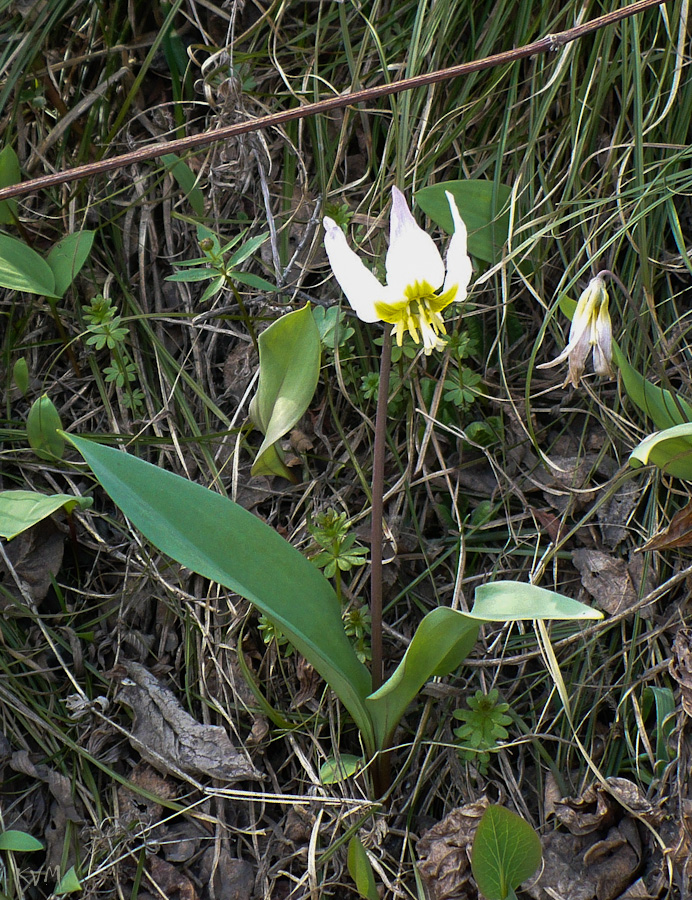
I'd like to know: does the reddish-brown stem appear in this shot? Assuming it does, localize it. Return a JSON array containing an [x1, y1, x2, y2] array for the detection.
[[0, 0, 665, 203], [370, 329, 392, 694]]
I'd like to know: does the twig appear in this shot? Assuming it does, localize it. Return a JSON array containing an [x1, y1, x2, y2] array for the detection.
[[0, 0, 666, 202]]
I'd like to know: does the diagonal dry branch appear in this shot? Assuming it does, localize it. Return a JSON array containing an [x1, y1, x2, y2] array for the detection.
[[0, 0, 667, 202]]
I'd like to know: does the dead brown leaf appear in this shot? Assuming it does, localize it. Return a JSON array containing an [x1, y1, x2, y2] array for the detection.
[[117, 762, 177, 829], [641, 499, 692, 551], [416, 798, 489, 900], [11, 750, 83, 823], [571, 550, 652, 617], [113, 661, 263, 783], [555, 778, 658, 836], [147, 855, 198, 900], [0, 519, 63, 607], [529, 779, 662, 900], [670, 627, 692, 716], [198, 847, 255, 900]]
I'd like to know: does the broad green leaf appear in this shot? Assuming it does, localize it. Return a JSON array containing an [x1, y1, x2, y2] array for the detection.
[[613, 343, 692, 431], [415, 181, 512, 264], [347, 835, 379, 900], [0, 830, 43, 852], [0, 490, 93, 540], [64, 434, 375, 752], [0, 146, 20, 225], [471, 581, 602, 622], [320, 754, 363, 784], [249, 304, 321, 478], [0, 233, 55, 295], [366, 608, 480, 750], [629, 423, 692, 480], [249, 440, 295, 482], [46, 231, 95, 298], [161, 153, 205, 216], [13, 357, 28, 395], [27, 394, 64, 460], [54, 866, 82, 894], [471, 806, 541, 900]]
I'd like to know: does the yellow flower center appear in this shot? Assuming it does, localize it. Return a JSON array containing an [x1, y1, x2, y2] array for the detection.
[[374, 281, 458, 353]]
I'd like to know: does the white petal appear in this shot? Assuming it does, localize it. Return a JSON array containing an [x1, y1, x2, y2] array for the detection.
[[442, 192, 473, 297], [323, 217, 383, 323], [385, 187, 445, 297], [536, 316, 589, 369]]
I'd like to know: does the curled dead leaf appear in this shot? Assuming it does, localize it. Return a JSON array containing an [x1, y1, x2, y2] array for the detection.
[[571, 549, 652, 618], [641, 498, 692, 551], [670, 627, 692, 717], [112, 661, 263, 783], [416, 798, 490, 900]]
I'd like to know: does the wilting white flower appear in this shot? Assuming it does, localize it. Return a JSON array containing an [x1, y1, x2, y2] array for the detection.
[[538, 275, 613, 388], [323, 187, 472, 355]]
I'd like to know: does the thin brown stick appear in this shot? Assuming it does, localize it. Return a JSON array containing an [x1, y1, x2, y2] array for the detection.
[[0, 0, 665, 202]]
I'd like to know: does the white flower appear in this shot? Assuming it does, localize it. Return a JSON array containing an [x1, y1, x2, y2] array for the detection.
[[538, 275, 613, 388], [323, 187, 472, 354]]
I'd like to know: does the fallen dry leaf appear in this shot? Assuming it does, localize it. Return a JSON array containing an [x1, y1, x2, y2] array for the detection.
[[147, 855, 198, 900], [113, 661, 263, 783], [11, 750, 83, 823], [117, 762, 176, 829], [416, 798, 489, 900], [641, 498, 692, 551], [0, 519, 63, 607], [571, 549, 652, 617], [198, 847, 255, 900], [530, 778, 661, 900], [670, 627, 692, 716]]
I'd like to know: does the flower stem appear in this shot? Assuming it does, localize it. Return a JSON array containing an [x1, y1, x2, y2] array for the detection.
[[370, 329, 392, 694]]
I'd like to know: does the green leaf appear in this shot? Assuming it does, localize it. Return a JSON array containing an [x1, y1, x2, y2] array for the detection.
[[0, 830, 43, 852], [642, 685, 675, 774], [0, 490, 92, 540], [613, 343, 692, 431], [13, 356, 29, 395], [415, 181, 512, 264], [0, 146, 21, 225], [227, 231, 269, 269], [232, 271, 279, 292], [54, 866, 82, 894], [366, 608, 480, 750], [249, 440, 295, 482], [161, 153, 205, 216], [27, 394, 64, 460], [166, 269, 217, 282], [629, 423, 692, 480], [46, 231, 95, 298], [198, 275, 226, 302], [64, 433, 375, 753], [0, 233, 55, 295], [320, 754, 363, 784], [471, 581, 602, 622], [249, 304, 321, 478], [196, 223, 223, 256], [471, 806, 542, 900], [347, 835, 379, 900]]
